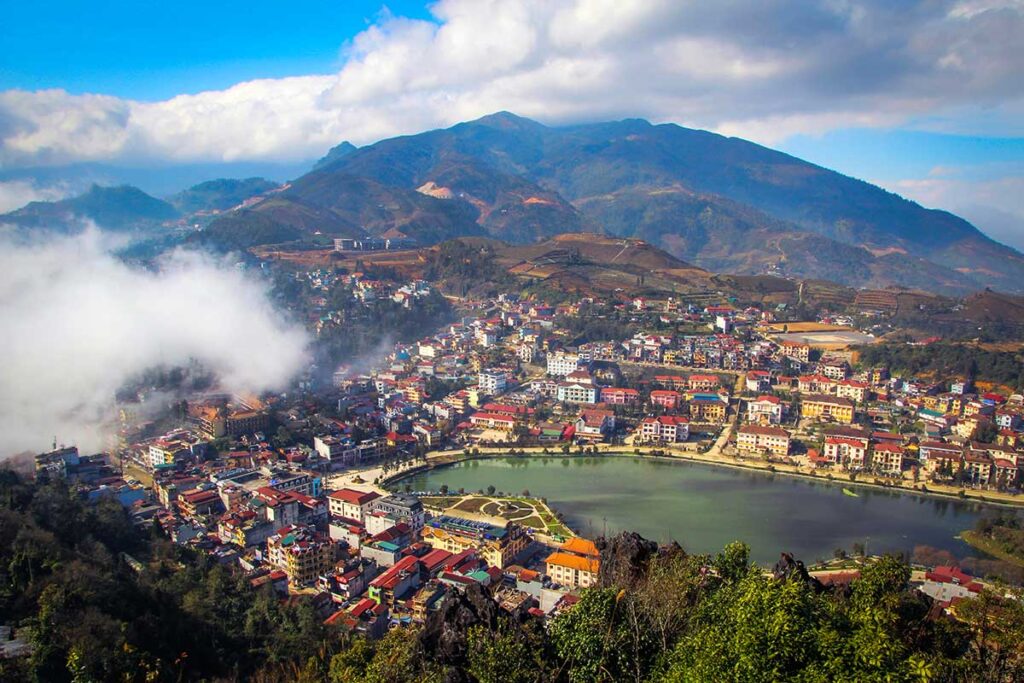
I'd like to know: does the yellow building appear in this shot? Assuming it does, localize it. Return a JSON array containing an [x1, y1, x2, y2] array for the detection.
[[736, 425, 791, 457], [800, 394, 855, 423], [267, 525, 337, 587], [421, 515, 528, 569], [545, 537, 601, 589], [689, 399, 727, 423]]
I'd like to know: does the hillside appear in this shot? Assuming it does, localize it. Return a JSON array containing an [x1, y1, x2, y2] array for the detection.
[[1, 184, 179, 232], [168, 177, 279, 214], [218, 111, 1018, 294]]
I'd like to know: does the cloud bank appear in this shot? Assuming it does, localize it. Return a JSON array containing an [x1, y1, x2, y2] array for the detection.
[[0, 229, 309, 456], [1, 0, 1022, 167]]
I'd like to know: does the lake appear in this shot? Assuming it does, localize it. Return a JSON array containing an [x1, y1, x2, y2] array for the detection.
[[401, 455, 1014, 564]]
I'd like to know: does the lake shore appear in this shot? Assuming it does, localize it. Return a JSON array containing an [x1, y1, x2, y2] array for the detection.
[[404, 443, 1024, 511]]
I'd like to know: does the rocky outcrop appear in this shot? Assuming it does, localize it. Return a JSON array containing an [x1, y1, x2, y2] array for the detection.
[[596, 531, 660, 588]]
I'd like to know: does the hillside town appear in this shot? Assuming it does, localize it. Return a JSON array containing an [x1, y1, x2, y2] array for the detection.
[[27, 265, 1024, 647]]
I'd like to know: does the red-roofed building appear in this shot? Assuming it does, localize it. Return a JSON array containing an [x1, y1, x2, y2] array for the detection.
[[327, 488, 381, 523], [637, 416, 690, 443], [823, 434, 869, 469], [600, 387, 640, 405], [650, 390, 681, 410], [746, 395, 784, 425], [368, 554, 422, 605]]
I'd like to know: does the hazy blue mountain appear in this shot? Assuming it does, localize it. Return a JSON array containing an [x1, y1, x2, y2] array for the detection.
[[1, 184, 179, 232], [168, 177, 280, 214]]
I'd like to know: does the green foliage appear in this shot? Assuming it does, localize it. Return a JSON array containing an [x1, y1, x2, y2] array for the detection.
[[857, 342, 1024, 390], [549, 587, 643, 683]]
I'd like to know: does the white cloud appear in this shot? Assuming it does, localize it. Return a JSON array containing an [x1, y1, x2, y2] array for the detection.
[[0, 179, 69, 212], [883, 169, 1024, 248], [0, 228, 310, 456], [0, 0, 1022, 166]]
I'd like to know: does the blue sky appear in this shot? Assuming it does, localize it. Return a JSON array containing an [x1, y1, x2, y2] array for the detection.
[[0, 1, 433, 100], [0, 0, 1022, 245]]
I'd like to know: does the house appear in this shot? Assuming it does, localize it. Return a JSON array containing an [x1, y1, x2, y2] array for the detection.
[[823, 429, 870, 469], [368, 554, 422, 605], [746, 395, 784, 425], [688, 374, 721, 393], [745, 370, 771, 393], [689, 398, 727, 423], [327, 488, 381, 523], [736, 425, 791, 457], [545, 537, 601, 589], [798, 374, 836, 395], [836, 380, 869, 403], [649, 389, 682, 410], [637, 415, 690, 443], [469, 412, 517, 431], [600, 387, 640, 405], [963, 451, 993, 485], [779, 340, 810, 363], [801, 395, 855, 423], [557, 379, 598, 405], [575, 409, 616, 441], [871, 442, 905, 475]]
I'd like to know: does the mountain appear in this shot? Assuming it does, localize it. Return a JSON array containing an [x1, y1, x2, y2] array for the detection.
[[198, 112, 1024, 294], [313, 141, 358, 170], [1, 184, 179, 232], [168, 177, 279, 214]]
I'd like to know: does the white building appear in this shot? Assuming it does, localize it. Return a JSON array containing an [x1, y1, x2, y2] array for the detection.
[[327, 488, 381, 523], [547, 352, 583, 377], [478, 370, 507, 396]]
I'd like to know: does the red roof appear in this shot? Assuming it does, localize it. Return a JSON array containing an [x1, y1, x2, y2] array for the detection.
[[327, 488, 381, 506]]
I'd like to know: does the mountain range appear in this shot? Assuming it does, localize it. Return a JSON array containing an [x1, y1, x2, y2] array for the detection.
[[4, 112, 1022, 295]]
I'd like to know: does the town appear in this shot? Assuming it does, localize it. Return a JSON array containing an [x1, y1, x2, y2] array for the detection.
[[20, 252, 1024, 655]]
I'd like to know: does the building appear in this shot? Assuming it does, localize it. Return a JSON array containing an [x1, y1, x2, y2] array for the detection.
[[547, 352, 583, 377], [779, 340, 810, 363], [421, 516, 529, 569], [266, 525, 337, 587], [801, 395, 855, 423], [650, 390, 681, 410], [545, 537, 601, 589], [689, 398, 727, 423], [746, 395, 783, 425], [314, 435, 345, 461], [872, 443, 905, 475], [637, 415, 690, 443], [688, 374, 721, 393], [478, 370, 507, 396], [367, 554, 422, 605], [34, 446, 81, 480], [369, 494, 425, 533], [823, 433, 870, 469], [737, 425, 791, 457], [574, 409, 615, 442], [600, 387, 640, 405], [557, 380, 598, 405], [327, 488, 381, 523], [469, 412, 517, 431], [836, 380, 869, 403]]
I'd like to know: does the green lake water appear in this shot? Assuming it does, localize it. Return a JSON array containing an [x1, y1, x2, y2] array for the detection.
[[402, 455, 1012, 564]]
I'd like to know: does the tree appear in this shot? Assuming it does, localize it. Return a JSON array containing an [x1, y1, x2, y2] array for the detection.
[[486, 485, 496, 496]]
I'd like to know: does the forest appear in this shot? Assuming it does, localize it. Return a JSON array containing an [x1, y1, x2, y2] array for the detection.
[[1, 469, 1022, 682], [856, 342, 1024, 392]]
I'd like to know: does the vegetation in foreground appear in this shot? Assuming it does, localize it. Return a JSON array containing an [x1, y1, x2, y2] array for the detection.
[[1, 469, 1023, 682]]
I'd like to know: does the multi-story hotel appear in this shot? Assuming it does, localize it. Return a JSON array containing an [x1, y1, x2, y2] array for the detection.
[[421, 515, 528, 569]]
